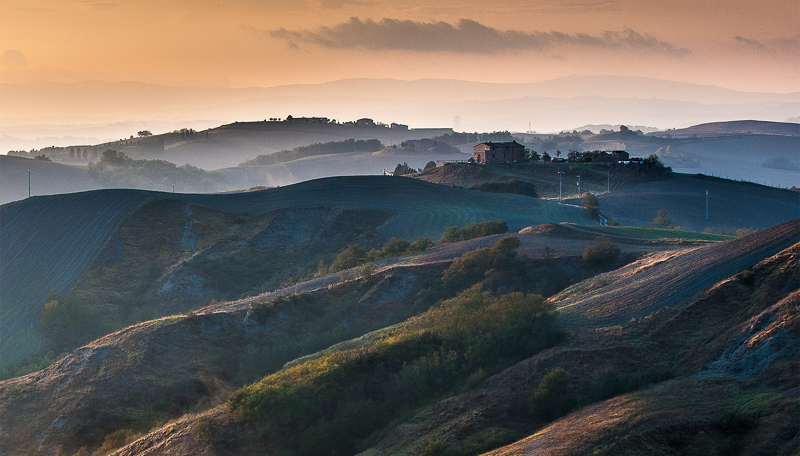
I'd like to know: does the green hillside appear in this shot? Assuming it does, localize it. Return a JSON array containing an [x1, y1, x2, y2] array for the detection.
[[416, 164, 799, 231]]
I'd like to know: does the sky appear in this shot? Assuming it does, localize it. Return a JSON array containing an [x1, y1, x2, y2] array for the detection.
[[1, 0, 798, 93]]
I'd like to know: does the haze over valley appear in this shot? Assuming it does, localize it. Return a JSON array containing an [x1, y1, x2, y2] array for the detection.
[[1, 0, 798, 455]]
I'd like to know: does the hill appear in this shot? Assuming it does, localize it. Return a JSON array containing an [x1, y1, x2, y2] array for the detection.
[[415, 164, 798, 231], [0, 222, 734, 455], [581, 123, 799, 187], [13, 219, 790, 456], [651, 120, 800, 138], [0, 176, 591, 371], [3, 77, 798, 147], [0, 155, 102, 205], [592, 174, 800, 232]]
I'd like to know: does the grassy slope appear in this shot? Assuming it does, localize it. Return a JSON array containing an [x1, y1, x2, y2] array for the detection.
[[414, 163, 666, 199], [0, 224, 705, 456], [594, 174, 800, 232], [416, 164, 799, 231], [357, 223, 799, 456], [0, 190, 155, 369], [0, 264, 448, 455], [0, 176, 590, 371], [554, 219, 800, 326], [92, 221, 798, 456]]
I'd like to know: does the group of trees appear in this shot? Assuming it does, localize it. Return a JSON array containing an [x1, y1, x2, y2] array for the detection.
[[439, 221, 508, 244], [432, 131, 514, 146], [241, 139, 384, 167], [87, 149, 226, 192], [521, 133, 583, 153], [327, 237, 436, 273]]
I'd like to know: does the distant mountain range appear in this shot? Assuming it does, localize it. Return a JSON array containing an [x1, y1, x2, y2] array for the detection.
[[2, 75, 798, 152]]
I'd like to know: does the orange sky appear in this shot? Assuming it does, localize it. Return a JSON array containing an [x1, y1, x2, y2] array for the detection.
[[1, 0, 798, 92]]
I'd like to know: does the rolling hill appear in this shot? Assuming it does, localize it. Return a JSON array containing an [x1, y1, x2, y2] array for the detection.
[[416, 164, 799, 232], [5, 219, 790, 456], [0, 176, 591, 371], [0, 221, 741, 455], [0, 155, 103, 205]]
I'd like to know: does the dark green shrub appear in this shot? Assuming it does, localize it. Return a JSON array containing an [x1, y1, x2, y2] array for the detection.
[[653, 209, 674, 228], [581, 192, 600, 219], [196, 416, 214, 438], [528, 368, 575, 422], [330, 244, 369, 272], [582, 236, 620, 267], [439, 221, 508, 244]]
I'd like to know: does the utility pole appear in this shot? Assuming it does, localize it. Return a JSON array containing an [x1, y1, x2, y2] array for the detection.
[[172, 182, 175, 193], [577, 175, 581, 197], [706, 190, 709, 220], [557, 170, 563, 203], [607, 169, 610, 193], [28, 169, 31, 198]]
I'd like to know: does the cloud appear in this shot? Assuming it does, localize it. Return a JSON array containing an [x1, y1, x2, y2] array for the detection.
[[314, 0, 371, 8], [0, 50, 29, 67], [735, 34, 800, 54], [269, 18, 689, 55], [734, 35, 765, 50]]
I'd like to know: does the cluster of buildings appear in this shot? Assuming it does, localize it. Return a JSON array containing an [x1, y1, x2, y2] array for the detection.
[[470, 141, 633, 166]]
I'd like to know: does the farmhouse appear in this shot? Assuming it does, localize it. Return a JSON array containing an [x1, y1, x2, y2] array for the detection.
[[473, 141, 526, 164]]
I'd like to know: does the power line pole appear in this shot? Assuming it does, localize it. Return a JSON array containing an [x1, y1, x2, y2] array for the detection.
[[706, 190, 709, 220], [577, 175, 581, 197], [557, 170, 563, 203], [607, 169, 610, 193], [28, 169, 31, 198]]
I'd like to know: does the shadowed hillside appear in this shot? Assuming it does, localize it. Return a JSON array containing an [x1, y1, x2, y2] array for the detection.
[[0, 176, 591, 370]]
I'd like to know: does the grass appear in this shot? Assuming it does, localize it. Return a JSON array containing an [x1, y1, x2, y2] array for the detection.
[[591, 226, 734, 241]]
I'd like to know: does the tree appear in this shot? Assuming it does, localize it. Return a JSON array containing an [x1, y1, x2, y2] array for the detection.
[[528, 368, 575, 422], [34, 154, 51, 161], [528, 150, 540, 162], [652, 210, 674, 228], [542, 152, 551, 163], [137, 130, 153, 137], [581, 192, 600, 219], [393, 162, 416, 176], [582, 236, 620, 267], [423, 160, 437, 171], [567, 150, 582, 162]]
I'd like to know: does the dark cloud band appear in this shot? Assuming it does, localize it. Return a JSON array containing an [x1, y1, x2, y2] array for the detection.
[[270, 17, 690, 55]]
